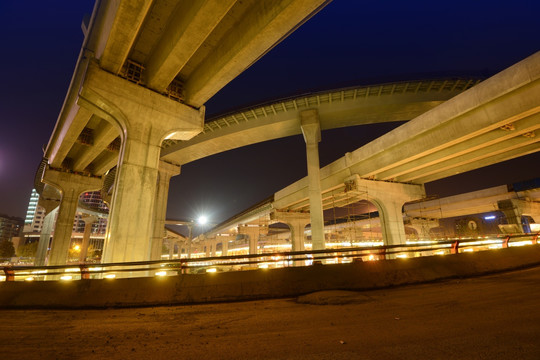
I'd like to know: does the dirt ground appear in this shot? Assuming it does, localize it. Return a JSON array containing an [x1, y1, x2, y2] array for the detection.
[[2, 266, 540, 360]]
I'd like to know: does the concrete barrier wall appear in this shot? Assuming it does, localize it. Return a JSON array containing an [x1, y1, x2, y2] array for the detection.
[[1, 246, 540, 308]]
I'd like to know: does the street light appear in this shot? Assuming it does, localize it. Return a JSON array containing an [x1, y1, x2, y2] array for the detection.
[[197, 215, 208, 226], [164, 215, 213, 259]]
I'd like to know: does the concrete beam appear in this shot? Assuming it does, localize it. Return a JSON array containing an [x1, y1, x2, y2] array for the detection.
[[405, 185, 510, 219], [378, 113, 540, 182], [416, 142, 540, 184], [184, 0, 330, 107], [79, 62, 204, 141], [72, 118, 119, 172], [91, 150, 120, 176], [145, 0, 237, 92], [161, 81, 471, 165], [402, 131, 539, 183], [100, 0, 154, 74], [49, 107, 93, 168], [274, 52, 540, 208]]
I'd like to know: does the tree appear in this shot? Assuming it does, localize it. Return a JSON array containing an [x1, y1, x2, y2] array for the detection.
[[0, 240, 16, 258], [16, 241, 38, 257]]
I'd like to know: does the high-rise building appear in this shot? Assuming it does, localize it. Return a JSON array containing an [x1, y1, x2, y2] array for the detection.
[[23, 189, 108, 234], [0, 214, 23, 242], [23, 189, 44, 233]]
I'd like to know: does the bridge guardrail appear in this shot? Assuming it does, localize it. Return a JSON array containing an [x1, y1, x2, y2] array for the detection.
[[2, 233, 538, 282]]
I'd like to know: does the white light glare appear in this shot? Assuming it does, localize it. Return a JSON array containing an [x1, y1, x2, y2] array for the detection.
[[198, 215, 208, 225]]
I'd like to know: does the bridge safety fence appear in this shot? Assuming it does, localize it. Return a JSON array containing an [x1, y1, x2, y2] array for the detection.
[[1, 233, 538, 282]]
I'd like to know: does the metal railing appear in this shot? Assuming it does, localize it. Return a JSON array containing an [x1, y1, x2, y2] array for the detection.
[[2, 233, 538, 282]]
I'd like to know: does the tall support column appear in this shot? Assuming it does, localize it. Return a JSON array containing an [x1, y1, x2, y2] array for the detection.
[[42, 168, 102, 266], [238, 225, 260, 255], [221, 237, 229, 256], [151, 162, 181, 260], [210, 239, 217, 257], [79, 215, 98, 263], [187, 224, 193, 259], [216, 234, 231, 256], [79, 64, 203, 264], [204, 239, 211, 257], [300, 109, 325, 250], [35, 206, 58, 266], [168, 239, 175, 259]]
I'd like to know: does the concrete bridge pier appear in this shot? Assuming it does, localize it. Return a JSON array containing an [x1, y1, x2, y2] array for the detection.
[[300, 109, 325, 251], [42, 168, 102, 266], [271, 211, 310, 266], [167, 239, 176, 260], [271, 211, 310, 252], [347, 176, 425, 250], [79, 215, 98, 263], [34, 202, 59, 267], [203, 238, 216, 257], [78, 63, 203, 264], [406, 217, 439, 240], [215, 234, 231, 256], [498, 199, 525, 233], [497, 199, 540, 233], [151, 162, 181, 261], [238, 225, 260, 255]]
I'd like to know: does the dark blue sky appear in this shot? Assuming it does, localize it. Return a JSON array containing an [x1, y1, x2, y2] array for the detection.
[[1, 1, 539, 223]]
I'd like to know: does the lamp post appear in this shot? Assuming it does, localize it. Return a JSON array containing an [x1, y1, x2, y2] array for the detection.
[[165, 215, 211, 259]]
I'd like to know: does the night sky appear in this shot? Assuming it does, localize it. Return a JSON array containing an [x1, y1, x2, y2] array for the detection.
[[1, 1, 539, 225]]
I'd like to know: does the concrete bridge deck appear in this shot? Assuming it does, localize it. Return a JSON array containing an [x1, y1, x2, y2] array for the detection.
[[2, 253, 540, 359]]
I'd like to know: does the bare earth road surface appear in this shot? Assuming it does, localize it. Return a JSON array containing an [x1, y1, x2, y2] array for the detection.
[[2, 266, 540, 360]]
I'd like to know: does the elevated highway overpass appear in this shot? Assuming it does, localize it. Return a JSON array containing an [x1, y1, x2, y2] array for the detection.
[[33, 0, 539, 267], [192, 182, 540, 256], [193, 52, 540, 255], [160, 79, 479, 165], [274, 51, 540, 210], [37, 0, 334, 265]]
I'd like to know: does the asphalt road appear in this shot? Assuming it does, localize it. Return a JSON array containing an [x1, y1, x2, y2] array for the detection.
[[2, 266, 540, 359]]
